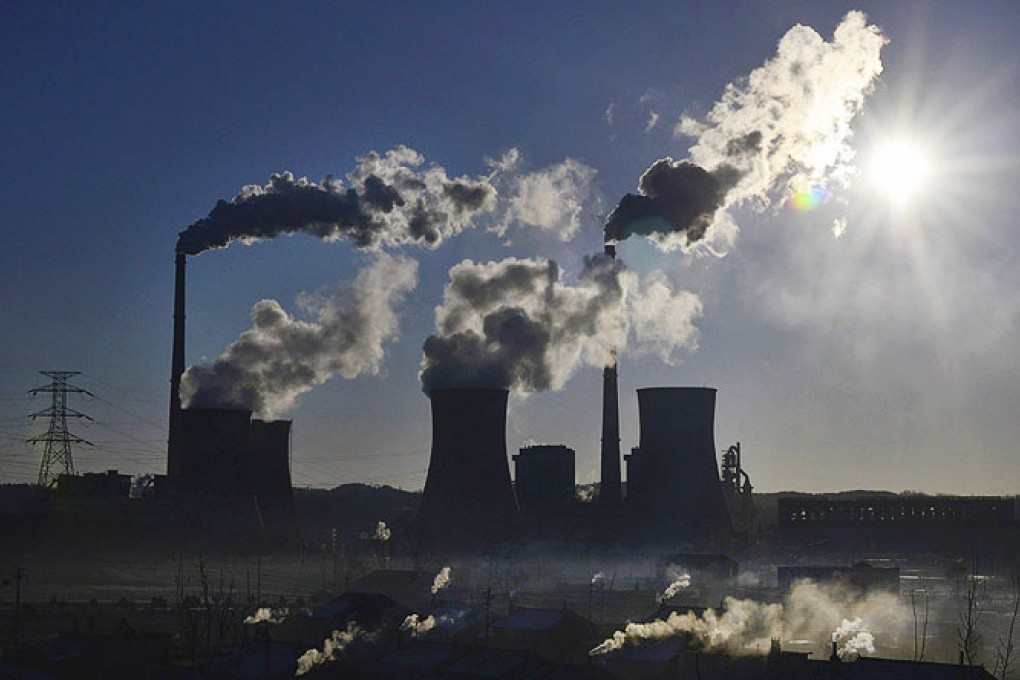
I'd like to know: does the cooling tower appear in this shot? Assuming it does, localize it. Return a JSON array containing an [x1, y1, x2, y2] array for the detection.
[[628, 387, 732, 543], [417, 389, 520, 548]]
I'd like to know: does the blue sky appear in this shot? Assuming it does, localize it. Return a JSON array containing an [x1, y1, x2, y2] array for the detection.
[[1, 1, 1018, 493]]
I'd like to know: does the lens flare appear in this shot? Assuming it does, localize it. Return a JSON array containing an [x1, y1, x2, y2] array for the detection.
[[789, 185, 829, 211]]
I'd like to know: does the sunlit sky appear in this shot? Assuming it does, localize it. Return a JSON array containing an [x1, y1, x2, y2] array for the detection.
[[1, 2, 1018, 493]]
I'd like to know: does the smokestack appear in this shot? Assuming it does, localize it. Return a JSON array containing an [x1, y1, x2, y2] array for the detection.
[[417, 389, 520, 548], [628, 387, 732, 543], [599, 243, 622, 505], [168, 250, 186, 478]]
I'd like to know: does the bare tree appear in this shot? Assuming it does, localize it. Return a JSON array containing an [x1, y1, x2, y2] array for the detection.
[[912, 589, 929, 662], [958, 565, 984, 666], [994, 572, 1020, 680]]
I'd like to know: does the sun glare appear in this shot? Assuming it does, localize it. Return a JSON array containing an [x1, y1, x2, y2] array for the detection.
[[869, 141, 930, 199]]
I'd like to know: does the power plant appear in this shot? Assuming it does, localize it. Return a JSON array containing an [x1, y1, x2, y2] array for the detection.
[[164, 248, 297, 541]]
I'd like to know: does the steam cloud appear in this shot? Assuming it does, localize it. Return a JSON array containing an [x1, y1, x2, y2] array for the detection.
[[658, 566, 692, 603], [244, 607, 287, 625], [178, 146, 497, 255], [373, 521, 391, 541], [605, 11, 886, 252], [295, 622, 363, 676], [181, 254, 418, 418], [591, 580, 906, 658], [431, 566, 452, 595], [401, 613, 437, 637], [419, 254, 700, 392], [833, 617, 875, 659], [494, 151, 598, 241]]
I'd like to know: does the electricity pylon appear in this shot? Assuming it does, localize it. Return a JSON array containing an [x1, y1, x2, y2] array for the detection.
[[27, 371, 93, 487]]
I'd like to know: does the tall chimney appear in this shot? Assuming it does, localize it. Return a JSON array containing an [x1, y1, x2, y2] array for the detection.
[[417, 389, 520, 549], [599, 243, 622, 504], [167, 250, 186, 478]]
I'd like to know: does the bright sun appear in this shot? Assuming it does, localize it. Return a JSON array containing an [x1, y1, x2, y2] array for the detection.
[[869, 140, 930, 199]]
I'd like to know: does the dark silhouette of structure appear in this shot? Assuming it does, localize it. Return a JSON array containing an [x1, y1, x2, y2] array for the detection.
[[168, 250, 187, 478], [417, 389, 520, 548], [626, 387, 732, 544], [28, 371, 93, 487], [514, 444, 575, 506], [599, 243, 622, 505]]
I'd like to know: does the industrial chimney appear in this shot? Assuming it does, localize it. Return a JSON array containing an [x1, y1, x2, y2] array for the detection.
[[599, 245, 622, 505], [626, 387, 732, 544], [167, 250, 187, 480], [417, 389, 520, 549]]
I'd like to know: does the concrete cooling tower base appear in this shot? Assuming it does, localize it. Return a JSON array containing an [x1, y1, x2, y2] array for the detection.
[[417, 389, 520, 550]]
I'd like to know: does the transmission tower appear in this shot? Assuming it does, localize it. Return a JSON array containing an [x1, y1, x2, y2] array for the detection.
[[27, 371, 93, 487]]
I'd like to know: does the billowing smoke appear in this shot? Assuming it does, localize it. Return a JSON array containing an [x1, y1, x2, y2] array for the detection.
[[833, 617, 875, 659], [178, 146, 497, 255], [658, 566, 692, 603], [591, 572, 606, 587], [373, 521, 391, 541], [295, 622, 363, 676], [592, 580, 907, 658], [243, 607, 287, 625], [181, 253, 418, 417], [401, 613, 437, 638], [419, 254, 700, 392], [494, 151, 598, 241], [431, 566, 452, 595], [605, 12, 886, 252]]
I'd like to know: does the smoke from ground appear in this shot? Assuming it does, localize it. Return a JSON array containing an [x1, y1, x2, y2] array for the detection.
[[431, 566, 452, 595], [181, 253, 418, 418], [605, 11, 886, 252], [592, 580, 908, 658], [373, 521, 391, 541], [658, 566, 692, 603], [295, 622, 364, 676], [243, 607, 287, 625], [419, 254, 700, 392]]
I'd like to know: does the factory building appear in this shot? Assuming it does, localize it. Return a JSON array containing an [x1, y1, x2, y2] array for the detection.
[[514, 444, 575, 506]]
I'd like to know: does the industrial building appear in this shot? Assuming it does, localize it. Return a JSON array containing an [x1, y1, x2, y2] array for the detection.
[[513, 444, 575, 506]]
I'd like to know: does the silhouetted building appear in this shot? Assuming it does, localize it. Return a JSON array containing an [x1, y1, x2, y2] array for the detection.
[[55, 470, 130, 499], [626, 387, 732, 544], [514, 445, 575, 506], [417, 389, 520, 548]]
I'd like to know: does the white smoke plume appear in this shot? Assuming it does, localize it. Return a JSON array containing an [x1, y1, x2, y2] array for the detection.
[[431, 566, 452, 595], [295, 622, 363, 676], [658, 566, 692, 603], [592, 580, 908, 658], [606, 12, 886, 252], [833, 617, 875, 659], [494, 153, 598, 241], [178, 146, 497, 255], [181, 253, 418, 417], [244, 607, 287, 625], [401, 613, 437, 637], [373, 521, 391, 541], [419, 254, 701, 392], [592, 572, 606, 587]]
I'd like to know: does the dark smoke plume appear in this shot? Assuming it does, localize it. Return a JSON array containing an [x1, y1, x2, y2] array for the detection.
[[605, 12, 886, 252], [419, 254, 700, 393], [603, 158, 736, 248], [177, 146, 497, 255]]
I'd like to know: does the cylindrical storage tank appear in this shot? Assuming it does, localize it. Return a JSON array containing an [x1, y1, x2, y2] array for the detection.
[[417, 389, 520, 548], [633, 387, 732, 543]]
